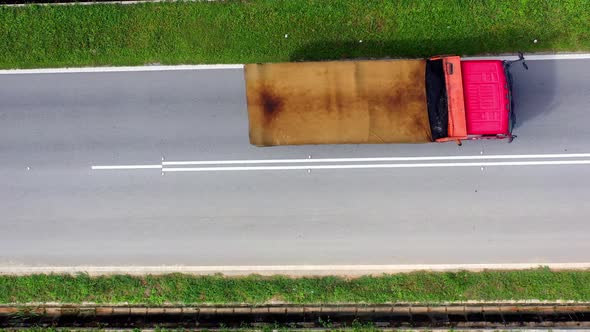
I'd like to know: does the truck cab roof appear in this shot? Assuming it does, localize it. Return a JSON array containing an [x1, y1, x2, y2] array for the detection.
[[460, 60, 510, 136]]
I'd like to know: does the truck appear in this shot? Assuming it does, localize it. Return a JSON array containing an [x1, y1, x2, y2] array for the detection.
[[243, 54, 527, 147]]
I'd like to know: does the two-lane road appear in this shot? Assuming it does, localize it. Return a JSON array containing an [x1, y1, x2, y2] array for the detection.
[[1, 59, 589, 268]]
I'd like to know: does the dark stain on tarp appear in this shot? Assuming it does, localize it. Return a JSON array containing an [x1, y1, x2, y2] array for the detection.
[[386, 83, 423, 116], [260, 88, 283, 120], [387, 89, 404, 114]]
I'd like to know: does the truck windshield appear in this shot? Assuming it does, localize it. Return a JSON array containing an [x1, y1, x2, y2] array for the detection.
[[425, 59, 449, 140], [505, 65, 515, 134]]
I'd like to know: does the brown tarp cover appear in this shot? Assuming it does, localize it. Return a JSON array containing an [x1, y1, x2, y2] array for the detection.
[[245, 59, 432, 146]]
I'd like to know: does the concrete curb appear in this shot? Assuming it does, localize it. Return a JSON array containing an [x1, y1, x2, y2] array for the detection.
[[1, 263, 590, 276], [1, 0, 217, 7]]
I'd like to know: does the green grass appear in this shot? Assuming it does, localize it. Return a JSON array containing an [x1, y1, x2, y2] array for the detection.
[[0, 0, 589, 69], [1, 268, 590, 305]]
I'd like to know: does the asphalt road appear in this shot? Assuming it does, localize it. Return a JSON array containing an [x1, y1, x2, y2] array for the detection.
[[1, 59, 590, 267]]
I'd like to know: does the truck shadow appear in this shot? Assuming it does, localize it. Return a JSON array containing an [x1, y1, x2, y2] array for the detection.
[[509, 60, 557, 129], [288, 37, 557, 130]]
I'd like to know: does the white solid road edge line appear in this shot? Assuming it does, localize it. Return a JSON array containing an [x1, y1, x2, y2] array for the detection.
[[93, 154, 590, 171], [162, 153, 590, 166], [0, 64, 245, 75], [464, 53, 590, 61], [163, 160, 590, 172], [2, 263, 590, 275], [2, 53, 590, 74]]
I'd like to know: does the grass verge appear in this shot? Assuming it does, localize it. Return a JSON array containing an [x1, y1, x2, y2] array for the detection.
[[1, 268, 590, 304], [0, 0, 589, 69]]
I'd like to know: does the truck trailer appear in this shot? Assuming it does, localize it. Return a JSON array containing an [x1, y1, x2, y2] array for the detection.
[[244, 54, 526, 147]]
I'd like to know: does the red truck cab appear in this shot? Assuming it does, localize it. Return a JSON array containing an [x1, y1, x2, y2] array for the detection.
[[462, 60, 512, 138], [429, 55, 523, 144]]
